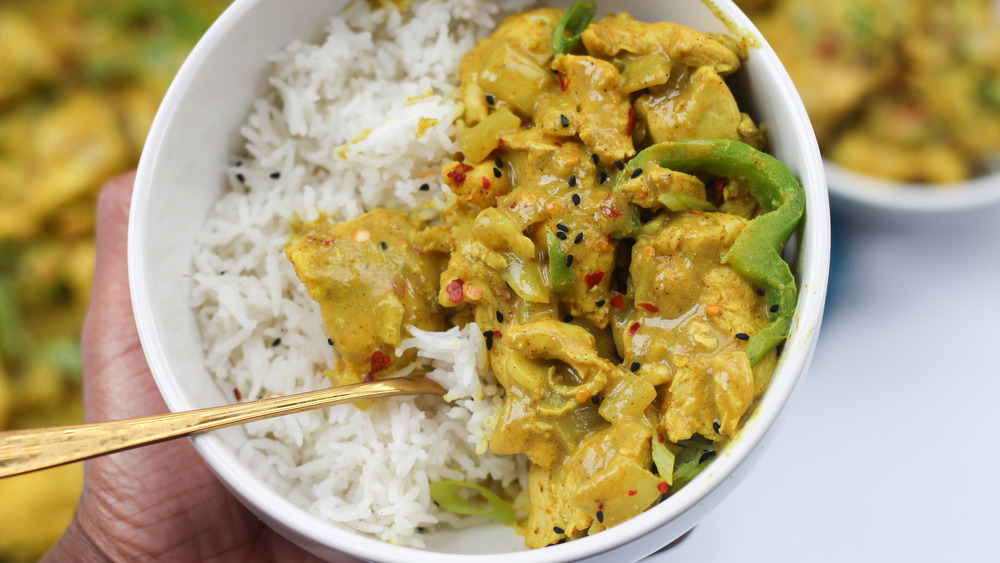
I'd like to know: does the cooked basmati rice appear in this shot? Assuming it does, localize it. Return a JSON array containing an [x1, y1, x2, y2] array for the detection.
[[190, 0, 535, 547]]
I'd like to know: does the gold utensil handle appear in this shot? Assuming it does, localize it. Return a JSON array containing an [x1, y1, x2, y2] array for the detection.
[[0, 376, 444, 479]]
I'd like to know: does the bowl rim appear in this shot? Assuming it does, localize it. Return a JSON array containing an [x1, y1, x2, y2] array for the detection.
[[825, 159, 1000, 214], [128, 0, 830, 560]]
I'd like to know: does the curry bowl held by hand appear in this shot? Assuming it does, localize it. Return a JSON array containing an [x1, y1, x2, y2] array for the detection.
[[129, 0, 830, 561]]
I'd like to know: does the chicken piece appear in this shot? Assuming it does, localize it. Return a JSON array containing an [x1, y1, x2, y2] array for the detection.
[[634, 66, 745, 145], [582, 13, 740, 76], [285, 209, 445, 385], [458, 8, 563, 124], [660, 352, 754, 442], [615, 162, 707, 209]]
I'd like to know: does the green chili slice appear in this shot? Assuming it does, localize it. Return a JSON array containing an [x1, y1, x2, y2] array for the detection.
[[547, 230, 574, 297], [616, 140, 806, 363], [429, 480, 514, 525], [552, 1, 596, 57]]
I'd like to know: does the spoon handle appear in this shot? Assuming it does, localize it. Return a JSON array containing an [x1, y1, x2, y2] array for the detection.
[[0, 376, 443, 478]]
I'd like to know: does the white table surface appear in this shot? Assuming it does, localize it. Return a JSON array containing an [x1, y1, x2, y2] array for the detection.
[[647, 201, 1000, 562]]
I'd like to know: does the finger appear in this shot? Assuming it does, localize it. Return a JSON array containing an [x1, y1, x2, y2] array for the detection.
[[81, 170, 166, 423]]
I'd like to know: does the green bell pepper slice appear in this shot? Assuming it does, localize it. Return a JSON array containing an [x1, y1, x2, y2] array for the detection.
[[552, 1, 596, 57], [547, 230, 574, 298], [615, 139, 806, 362]]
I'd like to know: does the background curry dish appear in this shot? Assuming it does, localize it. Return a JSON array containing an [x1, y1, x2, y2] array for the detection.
[[0, 1, 229, 560]]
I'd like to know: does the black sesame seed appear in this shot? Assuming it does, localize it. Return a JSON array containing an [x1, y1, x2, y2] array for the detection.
[[220, 270, 227, 275], [595, 299, 606, 307], [573, 232, 584, 244], [557, 538, 567, 544], [591, 153, 600, 165], [630, 361, 640, 372], [568, 175, 577, 187], [417, 527, 426, 533], [560, 114, 570, 127], [630, 168, 643, 179], [564, 314, 574, 323], [272, 338, 281, 347], [556, 231, 568, 240], [553, 526, 565, 535], [572, 193, 581, 206], [380, 241, 388, 250], [235, 160, 243, 167], [596, 510, 604, 523], [735, 332, 750, 341], [419, 183, 430, 191], [615, 160, 624, 171], [270, 172, 281, 179], [495, 157, 504, 168], [591, 395, 601, 405], [556, 223, 569, 232], [485, 336, 494, 351], [493, 167, 502, 178], [566, 254, 574, 267], [496, 311, 504, 323], [713, 420, 721, 433], [486, 94, 495, 105], [328, 338, 334, 346], [770, 304, 779, 313], [483, 330, 492, 338], [236, 173, 245, 183], [599, 171, 608, 184]]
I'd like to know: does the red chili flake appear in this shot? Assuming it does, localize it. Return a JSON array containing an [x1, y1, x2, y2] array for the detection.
[[554, 142, 563, 147], [584, 270, 605, 289], [233, 387, 242, 401], [657, 434, 665, 443], [709, 178, 728, 206], [482, 177, 492, 190], [637, 301, 660, 313], [446, 163, 474, 186], [304, 234, 335, 245], [558, 71, 568, 92], [497, 137, 506, 149], [492, 330, 503, 339], [626, 107, 636, 136], [628, 322, 640, 336], [370, 350, 391, 373], [610, 293, 625, 310], [628, 490, 637, 496], [600, 194, 622, 218], [597, 501, 605, 510], [446, 278, 465, 303], [657, 482, 670, 494]]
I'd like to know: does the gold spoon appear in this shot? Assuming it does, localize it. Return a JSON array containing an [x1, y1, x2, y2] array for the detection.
[[0, 375, 445, 479]]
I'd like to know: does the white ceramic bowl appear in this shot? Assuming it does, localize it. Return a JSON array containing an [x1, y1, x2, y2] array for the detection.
[[826, 159, 1000, 215], [128, 1, 830, 561]]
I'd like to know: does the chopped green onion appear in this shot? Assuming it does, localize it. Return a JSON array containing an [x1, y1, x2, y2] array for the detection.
[[429, 480, 514, 525], [650, 433, 676, 485], [547, 230, 573, 297], [552, 1, 596, 57]]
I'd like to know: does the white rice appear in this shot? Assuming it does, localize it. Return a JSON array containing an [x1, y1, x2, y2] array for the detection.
[[190, 0, 534, 547]]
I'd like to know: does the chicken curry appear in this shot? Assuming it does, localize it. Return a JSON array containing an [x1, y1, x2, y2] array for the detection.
[[286, 2, 804, 548]]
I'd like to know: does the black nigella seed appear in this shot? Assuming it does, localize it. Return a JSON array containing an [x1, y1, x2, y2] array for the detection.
[[756, 288, 766, 296], [595, 299, 606, 307], [735, 332, 750, 341], [485, 337, 493, 351], [272, 338, 281, 347], [615, 160, 624, 171], [553, 526, 565, 535], [495, 157, 504, 168], [630, 168, 643, 179], [591, 153, 599, 165], [419, 183, 430, 191], [599, 171, 608, 184], [566, 254, 574, 267], [572, 193, 581, 205], [496, 311, 504, 323], [270, 172, 281, 179], [591, 395, 601, 405], [556, 231, 568, 240], [596, 510, 604, 523], [486, 94, 495, 105], [770, 304, 779, 313], [713, 420, 721, 433], [220, 270, 227, 275], [568, 175, 577, 187], [630, 361, 640, 372], [236, 173, 245, 183], [380, 241, 388, 250], [564, 314, 574, 323], [493, 167, 502, 178], [560, 114, 570, 127], [556, 223, 569, 232], [327, 338, 334, 346], [483, 330, 493, 338], [574, 232, 584, 244]]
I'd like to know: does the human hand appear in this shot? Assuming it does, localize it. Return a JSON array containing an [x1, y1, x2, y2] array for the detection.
[[44, 172, 354, 562]]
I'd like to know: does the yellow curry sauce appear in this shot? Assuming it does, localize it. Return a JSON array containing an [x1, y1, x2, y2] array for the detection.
[[287, 7, 781, 548]]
